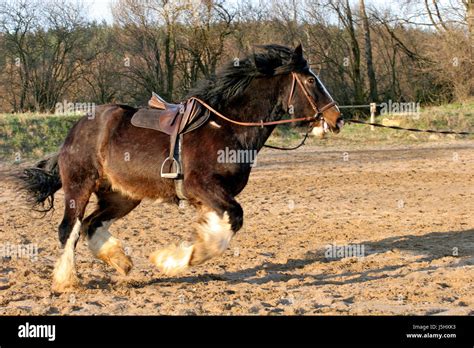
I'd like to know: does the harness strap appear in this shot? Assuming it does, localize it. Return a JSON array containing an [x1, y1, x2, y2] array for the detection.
[[174, 134, 186, 200], [189, 96, 317, 126]]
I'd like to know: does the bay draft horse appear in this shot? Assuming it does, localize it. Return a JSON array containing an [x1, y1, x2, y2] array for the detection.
[[19, 44, 343, 292]]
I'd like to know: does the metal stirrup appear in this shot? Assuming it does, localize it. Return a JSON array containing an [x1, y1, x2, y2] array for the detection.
[[160, 157, 181, 179]]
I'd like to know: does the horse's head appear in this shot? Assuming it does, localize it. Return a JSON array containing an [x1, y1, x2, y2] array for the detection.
[[286, 44, 343, 133]]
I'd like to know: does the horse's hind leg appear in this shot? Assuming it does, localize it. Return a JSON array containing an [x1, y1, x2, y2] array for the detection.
[[52, 179, 95, 293], [150, 184, 243, 275], [83, 190, 140, 275]]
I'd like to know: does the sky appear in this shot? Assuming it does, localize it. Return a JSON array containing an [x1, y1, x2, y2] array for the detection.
[[81, 0, 462, 25], [84, 0, 114, 23]]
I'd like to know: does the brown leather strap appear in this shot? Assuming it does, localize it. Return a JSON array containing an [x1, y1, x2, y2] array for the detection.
[[319, 100, 337, 113], [287, 73, 297, 110], [290, 72, 317, 112], [168, 113, 183, 173], [189, 96, 317, 126]]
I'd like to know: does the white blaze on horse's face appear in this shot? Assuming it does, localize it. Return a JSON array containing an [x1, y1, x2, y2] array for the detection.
[[308, 69, 344, 133]]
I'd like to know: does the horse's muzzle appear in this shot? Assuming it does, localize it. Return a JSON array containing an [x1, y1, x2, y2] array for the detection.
[[335, 117, 345, 132], [321, 117, 344, 134]]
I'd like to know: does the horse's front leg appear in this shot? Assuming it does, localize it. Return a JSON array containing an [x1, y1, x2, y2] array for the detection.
[[150, 182, 243, 276]]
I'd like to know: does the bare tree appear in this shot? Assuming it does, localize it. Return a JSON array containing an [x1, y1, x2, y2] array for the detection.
[[359, 0, 378, 101], [178, 0, 235, 93], [112, 0, 186, 101], [0, 0, 94, 112], [469, 0, 474, 59], [79, 24, 124, 104], [326, 0, 365, 104]]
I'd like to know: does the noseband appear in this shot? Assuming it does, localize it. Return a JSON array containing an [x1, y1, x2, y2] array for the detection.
[[189, 71, 336, 127]]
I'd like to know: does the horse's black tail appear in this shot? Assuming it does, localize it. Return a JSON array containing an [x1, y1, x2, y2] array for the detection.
[[17, 153, 62, 213]]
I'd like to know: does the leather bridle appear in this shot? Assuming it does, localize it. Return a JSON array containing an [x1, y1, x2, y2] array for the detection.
[[287, 72, 337, 120], [189, 72, 337, 128]]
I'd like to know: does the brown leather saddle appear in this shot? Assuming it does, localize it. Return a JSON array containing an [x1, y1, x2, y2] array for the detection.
[[131, 92, 210, 189], [132, 92, 208, 136]]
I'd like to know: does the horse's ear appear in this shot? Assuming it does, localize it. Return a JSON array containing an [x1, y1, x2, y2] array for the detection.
[[293, 44, 303, 60]]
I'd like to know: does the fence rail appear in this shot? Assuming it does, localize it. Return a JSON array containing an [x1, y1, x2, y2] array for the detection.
[[338, 104, 380, 109], [338, 102, 378, 131]]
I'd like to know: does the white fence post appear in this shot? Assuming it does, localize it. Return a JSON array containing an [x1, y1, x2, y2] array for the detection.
[[370, 102, 376, 131]]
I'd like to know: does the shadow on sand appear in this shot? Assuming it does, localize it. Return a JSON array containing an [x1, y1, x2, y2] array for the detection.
[[133, 228, 473, 288]]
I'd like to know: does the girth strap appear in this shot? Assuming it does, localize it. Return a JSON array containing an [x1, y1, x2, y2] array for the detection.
[[174, 134, 186, 200]]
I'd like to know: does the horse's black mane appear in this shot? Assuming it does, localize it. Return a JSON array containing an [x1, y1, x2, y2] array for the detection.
[[187, 44, 308, 109]]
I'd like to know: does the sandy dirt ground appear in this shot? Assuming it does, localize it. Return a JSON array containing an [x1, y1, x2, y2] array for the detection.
[[0, 141, 473, 315]]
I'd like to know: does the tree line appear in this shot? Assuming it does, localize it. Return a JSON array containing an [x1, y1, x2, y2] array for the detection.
[[0, 0, 472, 113]]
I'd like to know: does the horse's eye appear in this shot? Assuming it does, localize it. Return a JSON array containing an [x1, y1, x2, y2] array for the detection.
[[307, 77, 315, 84]]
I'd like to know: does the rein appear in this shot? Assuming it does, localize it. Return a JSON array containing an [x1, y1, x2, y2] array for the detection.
[[262, 125, 313, 150], [345, 119, 474, 135]]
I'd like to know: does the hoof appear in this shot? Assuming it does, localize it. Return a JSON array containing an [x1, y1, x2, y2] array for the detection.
[[98, 244, 133, 276], [89, 230, 134, 276], [51, 257, 79, 293], [106, 250, 133, 276], [150, 243, 194, 276], [51, 276, 78, 293]]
